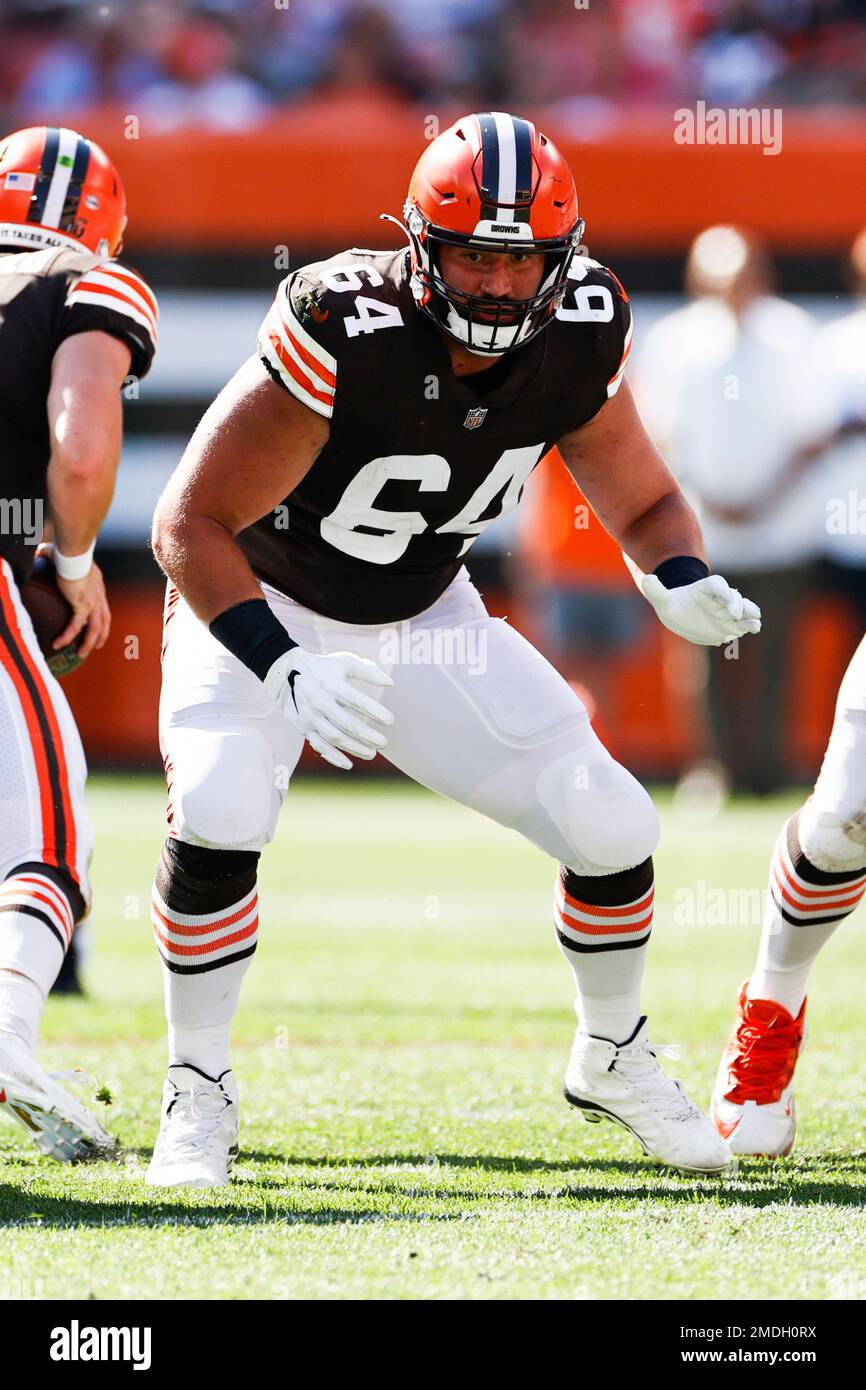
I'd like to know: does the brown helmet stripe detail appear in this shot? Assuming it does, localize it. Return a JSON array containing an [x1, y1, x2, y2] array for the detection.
[[27, 126, 60, 225], [59, 134, 92, 232]]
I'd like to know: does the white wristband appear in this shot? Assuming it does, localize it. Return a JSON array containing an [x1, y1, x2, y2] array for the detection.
[[52, 541, 95, 581]]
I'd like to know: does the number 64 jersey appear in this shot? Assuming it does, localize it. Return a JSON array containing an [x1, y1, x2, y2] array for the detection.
[[243, 246, 632, 625]]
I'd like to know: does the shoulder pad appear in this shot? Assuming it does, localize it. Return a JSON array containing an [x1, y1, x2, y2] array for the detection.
[[258, 249, 407, 417], [65, 257, 159, 342]]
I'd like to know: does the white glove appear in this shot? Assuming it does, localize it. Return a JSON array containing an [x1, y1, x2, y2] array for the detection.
[[640, 573, 762, 646], [265, 648, 394, 770]]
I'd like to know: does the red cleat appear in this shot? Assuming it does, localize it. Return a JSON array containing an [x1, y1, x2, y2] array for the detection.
[[711, 983, 806, 1156]]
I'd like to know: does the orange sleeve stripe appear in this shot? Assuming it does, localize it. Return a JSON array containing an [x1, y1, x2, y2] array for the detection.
[[100, 267, 159, 320], [277, 305, 337, 389], [72, 281, 157, 336], [268, 330, 335, 407]]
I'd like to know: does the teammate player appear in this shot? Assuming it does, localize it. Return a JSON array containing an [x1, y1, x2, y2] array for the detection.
[[148, 113, 760, 1187], [0, 126, 158, 1159], [712, 637, 866, 1154]]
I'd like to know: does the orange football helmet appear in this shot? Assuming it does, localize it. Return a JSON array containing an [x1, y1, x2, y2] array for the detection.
[[401, 112, 584, 355], [0, 126, 127, 258]]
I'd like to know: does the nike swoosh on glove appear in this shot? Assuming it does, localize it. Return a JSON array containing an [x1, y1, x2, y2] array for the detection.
[[640, 573, 762, 646], [265, 648, 394, 770]]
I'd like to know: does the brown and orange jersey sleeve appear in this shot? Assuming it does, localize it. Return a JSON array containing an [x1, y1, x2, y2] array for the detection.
[[59, 258, 158, 380]]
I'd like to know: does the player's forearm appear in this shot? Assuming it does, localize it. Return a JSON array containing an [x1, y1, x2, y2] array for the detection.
[[617, 489, 707, 580], [46, 453, 119, 556], [151, 508, 263, 625]]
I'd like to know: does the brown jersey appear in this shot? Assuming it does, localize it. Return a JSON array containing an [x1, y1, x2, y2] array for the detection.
[[242, 247, 631, 624], [0, 245, 158, 583]]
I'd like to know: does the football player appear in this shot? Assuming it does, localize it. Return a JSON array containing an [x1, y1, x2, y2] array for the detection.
[[712, 636, 866, 1154], [0, 126, 158, 1159], [148, 113, 760, 1187]]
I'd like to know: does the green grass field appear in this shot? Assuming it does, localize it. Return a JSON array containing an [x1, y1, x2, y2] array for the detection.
[[1, 775, 864, 1301]]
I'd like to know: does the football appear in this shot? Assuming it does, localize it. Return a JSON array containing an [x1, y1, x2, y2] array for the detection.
[[19, 553, 84, 678]]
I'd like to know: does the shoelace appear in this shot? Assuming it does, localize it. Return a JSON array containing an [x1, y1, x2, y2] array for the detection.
[[613, 1039, 701, 1122], [726, 1015, 801, 1103], [158, 1087, 229, 1157]]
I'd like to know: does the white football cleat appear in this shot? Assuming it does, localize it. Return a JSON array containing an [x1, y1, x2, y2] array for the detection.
[[145, 1064, 238, 1189], [0, 1035, 115, 1162], [565, 1017, 732, 1175], [711, 984, 805, 1157]]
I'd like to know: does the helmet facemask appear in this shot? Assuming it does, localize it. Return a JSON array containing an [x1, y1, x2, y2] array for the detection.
[[405, 202, 583, 357]]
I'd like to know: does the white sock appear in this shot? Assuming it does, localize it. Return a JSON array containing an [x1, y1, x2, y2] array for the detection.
[[0, 972, 45, 1054], [168, 1020, 233, 1078], [554, 862, 653, 1045], [572, 985, 646, 1045], [748, 815, 866, 1016], [152, 856, 258, 1078]]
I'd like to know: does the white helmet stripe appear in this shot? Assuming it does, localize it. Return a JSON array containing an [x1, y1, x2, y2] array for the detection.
[[41, 127, 81, 229], [492, 111, 516, 221]]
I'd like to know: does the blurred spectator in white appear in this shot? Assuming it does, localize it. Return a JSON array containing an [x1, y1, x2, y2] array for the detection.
[[635, 226, 829, 793], [805, 229, 866, 626]]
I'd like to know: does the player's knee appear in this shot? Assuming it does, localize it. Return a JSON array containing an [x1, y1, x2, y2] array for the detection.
[[559, 754, 659, 872], [173, 737, 277, 850], [157, 838, 259, 909], [798, 799, 866, 874]]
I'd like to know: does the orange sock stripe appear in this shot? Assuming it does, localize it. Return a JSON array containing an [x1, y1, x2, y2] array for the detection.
[[776, 851, 866, 900], [150, 894, 257, 938], [559, 883, 654, 919], [0, 883, 73, 940], [14, 873, 74, 925], [152, 915, 258, 958], [773, 864, 865, 915], [555, 903, 654, 937]]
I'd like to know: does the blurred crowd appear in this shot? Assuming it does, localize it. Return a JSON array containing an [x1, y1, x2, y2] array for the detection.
[[1, 0, 866, 131]]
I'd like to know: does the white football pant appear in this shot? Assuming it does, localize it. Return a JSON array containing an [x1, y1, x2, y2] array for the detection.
[[159, 567, 659, 874]]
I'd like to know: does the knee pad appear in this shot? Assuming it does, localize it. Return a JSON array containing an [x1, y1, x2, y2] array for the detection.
[[156, 839, 259, 916], [536, 748, 660, 874], [8, 859, 86, 926], [171, 729, 279, 849], [798, 799, 866, 875]]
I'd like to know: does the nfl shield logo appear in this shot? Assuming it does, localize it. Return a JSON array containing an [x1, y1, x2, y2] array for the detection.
[[463, 406, 488, 430]]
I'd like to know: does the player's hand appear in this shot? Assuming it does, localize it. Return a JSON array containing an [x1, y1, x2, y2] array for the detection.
[[265, 647, 394, 771], [640, 573, 762, 646], [43, 547, 111, 659]]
